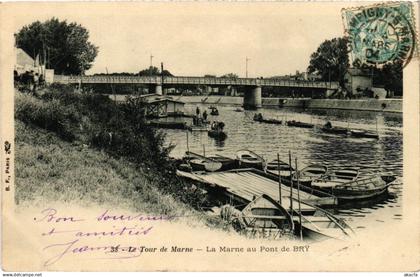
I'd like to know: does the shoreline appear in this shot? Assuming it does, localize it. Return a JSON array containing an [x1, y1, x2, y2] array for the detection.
[[175, 96, 403, 113]]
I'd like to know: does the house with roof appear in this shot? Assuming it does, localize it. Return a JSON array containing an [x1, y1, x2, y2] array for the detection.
[[14, 47, 55, 83], [15, 47, 36, 74], [343, 68, 373, 97], [133, 94, 186, 118]]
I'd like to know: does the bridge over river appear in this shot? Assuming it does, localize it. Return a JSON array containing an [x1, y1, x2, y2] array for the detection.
[[53, 75, 339, 108]]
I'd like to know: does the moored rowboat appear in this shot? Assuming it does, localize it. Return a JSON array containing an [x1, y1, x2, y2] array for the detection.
[[293, 164, 328, 186], [236, 149, 266, 170], [350, 129, 379, 139], [312, 168, 359, 192], [184, 151, 223, 172], [266, 159, 295, 178], [240, 194, 295, 237], [208, 154, 237, 170], [286, 120, 314, 129], [331, 175, 396, 201]]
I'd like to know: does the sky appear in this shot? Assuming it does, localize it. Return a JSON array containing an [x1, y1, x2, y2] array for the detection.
[[8, 2, 357, 77]]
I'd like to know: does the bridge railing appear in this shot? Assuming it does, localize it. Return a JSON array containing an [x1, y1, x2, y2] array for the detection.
[[52, 74, 339, 89]]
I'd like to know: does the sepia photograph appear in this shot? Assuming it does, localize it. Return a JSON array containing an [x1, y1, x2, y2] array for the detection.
[[1, 1, 419, 272]]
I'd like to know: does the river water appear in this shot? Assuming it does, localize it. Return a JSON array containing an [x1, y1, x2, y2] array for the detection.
[[160, 103, 403, 232]]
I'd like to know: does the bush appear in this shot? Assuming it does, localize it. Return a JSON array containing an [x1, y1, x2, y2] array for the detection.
[[16, 89, 207, 209], [15, 94, 80, 141]]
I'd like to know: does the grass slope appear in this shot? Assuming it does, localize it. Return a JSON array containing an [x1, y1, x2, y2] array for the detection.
[[15, 119, 223, 228]]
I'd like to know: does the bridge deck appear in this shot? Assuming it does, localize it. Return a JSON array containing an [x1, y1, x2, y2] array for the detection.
[[53, 75, 338, 89]]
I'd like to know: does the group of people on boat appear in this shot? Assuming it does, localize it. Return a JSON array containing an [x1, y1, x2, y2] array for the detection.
[[193, 106, 208, 126], [253, 113, 264, 121], [210, 121, 225, 131]]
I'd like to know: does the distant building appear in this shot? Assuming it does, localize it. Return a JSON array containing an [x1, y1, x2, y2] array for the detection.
[[15, 48, 37, 74], [270, 70, 321, 81], [137, 94, 185, 118], [344, 68, 373, 97], [14, 47, 55, 83], [305, 72, 322, 81]]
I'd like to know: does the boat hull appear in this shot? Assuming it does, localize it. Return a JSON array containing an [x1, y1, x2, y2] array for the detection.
[[236, 149, 265, 170], [286, 121, 314, 128], [350, 130, 379, 139], [331, 175, 395, 201], [321, 127, 348, 134], [254, 118, 283, 125], [208, 130, 227, 140], [332, 185, 391, 201], [209, 156, 238, 171]]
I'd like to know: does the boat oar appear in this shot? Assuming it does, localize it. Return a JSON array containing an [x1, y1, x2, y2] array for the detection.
[[288, 151, 293, 213], [277, 153, 282, 206], [295, 157, 303, 241], [186, 130, 190, 153]]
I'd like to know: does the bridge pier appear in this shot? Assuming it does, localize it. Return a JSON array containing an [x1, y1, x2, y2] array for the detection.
[[154, 84, 163, 95], [243, 86, 262, 109]]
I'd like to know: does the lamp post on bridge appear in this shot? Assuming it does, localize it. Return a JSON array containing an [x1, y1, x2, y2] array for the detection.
[[246, 57, 250, 78], [149, 54, 154, 77]]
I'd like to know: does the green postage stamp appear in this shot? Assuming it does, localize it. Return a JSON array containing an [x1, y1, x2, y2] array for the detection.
[[342, 2, 418, 68]]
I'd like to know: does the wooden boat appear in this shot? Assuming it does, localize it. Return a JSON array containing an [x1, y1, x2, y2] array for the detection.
[[236, 149, 265, 170], [331, 175, 396, 201], [350, 129, 379, 139], [228, 194, 353, 241], [208, 129, 227, 140], [189, 159, 222, 172], [259, 118, 283, 125], [208, 154, 237, 170], [240, 194, 294, 238], [210, 107, 219, 116], [253, 113, 282, 125], [187, 124, 209, 132], [265, 159, 295, 178], [286, 120, 314, 129], [184, 152, 223, 172], [321, 126, 348, 134], [312, 168, 359, 192], [295, 203, 354, 242], [293, 164, 328, 186], [147, 121, 187, 129]]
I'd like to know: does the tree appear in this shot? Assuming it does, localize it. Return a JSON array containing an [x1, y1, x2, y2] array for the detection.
[[307, 37, 349, 86], [372, 61, 403, 97], [221, 73, 239, 79], [15, 18, 98, 75], [138, 66, 173, 77]]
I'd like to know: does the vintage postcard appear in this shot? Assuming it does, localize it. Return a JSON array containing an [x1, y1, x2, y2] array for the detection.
[[1, 1, 419, 272]]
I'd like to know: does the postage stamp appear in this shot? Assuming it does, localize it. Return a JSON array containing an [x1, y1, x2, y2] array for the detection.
[[342, 2, 418, 68]]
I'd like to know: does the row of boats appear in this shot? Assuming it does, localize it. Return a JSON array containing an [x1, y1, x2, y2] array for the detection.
[[177, 150, 364, 241], [253, 113, 379, 139], [220, 194, 354, 241], [179, 149, 396, 202], [177, 149, 397, 241]]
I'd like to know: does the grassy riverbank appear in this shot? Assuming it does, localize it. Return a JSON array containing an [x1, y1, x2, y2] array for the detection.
[[14, 87, 223, 228]]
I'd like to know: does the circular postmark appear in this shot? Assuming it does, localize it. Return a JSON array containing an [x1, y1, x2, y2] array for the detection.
[[343, 2, 417, 68]]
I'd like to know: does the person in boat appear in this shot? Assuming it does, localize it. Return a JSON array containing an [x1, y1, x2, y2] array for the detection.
[[254, 113, 263, 121], [196, 106, 200, 116], [217, 121, 225, 130], [324, 121, 332, 129], [203, 110, 208, 121]]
